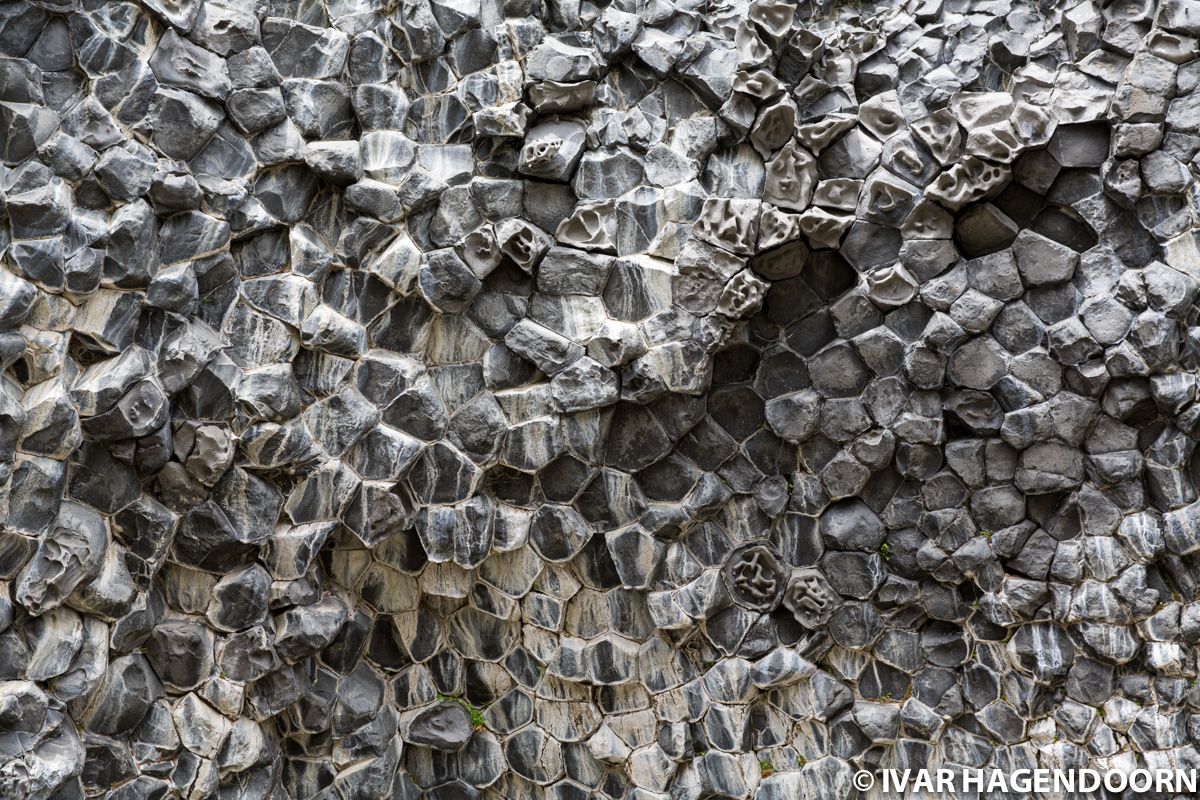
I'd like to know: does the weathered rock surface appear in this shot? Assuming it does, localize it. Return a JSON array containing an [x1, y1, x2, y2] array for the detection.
[[1, 0, 1198, 797]]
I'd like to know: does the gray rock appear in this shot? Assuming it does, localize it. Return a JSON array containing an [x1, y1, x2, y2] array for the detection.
[[721, 543, 787, 612], [519, 121, 587, 182], [530, 504, 592, 563], [303, 141, 362, 186], [1016, 442, 1085, 493], [0, 680, 48, 733], [148, 88, 223, 161], [261, 18, 348, 79], [16, 502, 108, 616], [956, 203, 1018, 258], [1008, 623, 1075, 682], [405, 701, 472, 751], [150, 30, 231, 100], [1012, 230, 1079, 286], [821, 499, 886, 551], [273, 595, 347, 663], [947, 337, 1008, 390], [525, 39, 604, 83], [5, 0, 1200, 795], [145, 618, 214, 692], [550, 357, 619, 412], [74, 654, 160, 736], [504, 319, 583, 375]]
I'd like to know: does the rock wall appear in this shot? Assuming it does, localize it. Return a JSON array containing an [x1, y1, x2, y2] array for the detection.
[[1, 0, 1200, 797]]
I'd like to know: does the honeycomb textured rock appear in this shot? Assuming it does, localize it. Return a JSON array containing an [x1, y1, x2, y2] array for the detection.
[[1, 0, 1200, 797]]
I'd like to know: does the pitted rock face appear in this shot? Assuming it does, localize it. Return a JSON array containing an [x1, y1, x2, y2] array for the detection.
[[722, 543, 788, 611], [717, 269, 769, 319], [2, 0, 1200, 797], [782, 568, 840, 629]]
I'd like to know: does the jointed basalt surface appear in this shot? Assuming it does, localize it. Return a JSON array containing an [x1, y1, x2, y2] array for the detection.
[[1, 0, 1200, 797]]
